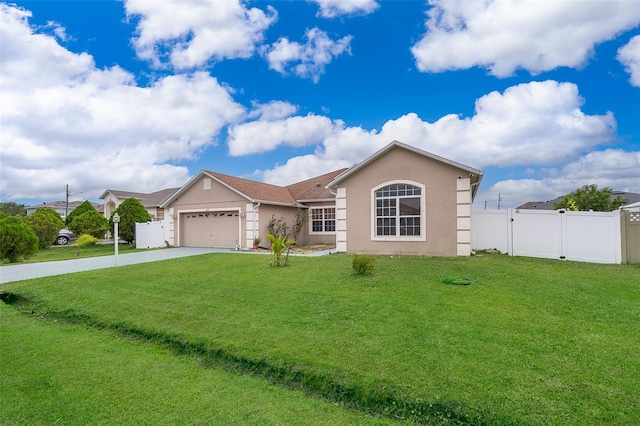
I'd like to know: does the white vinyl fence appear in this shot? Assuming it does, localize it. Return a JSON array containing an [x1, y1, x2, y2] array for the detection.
[[136, 220, 171, 249], [472, 209, 622, 264]]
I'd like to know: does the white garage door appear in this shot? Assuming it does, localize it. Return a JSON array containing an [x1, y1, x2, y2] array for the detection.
[[181, 211, 239, 248]]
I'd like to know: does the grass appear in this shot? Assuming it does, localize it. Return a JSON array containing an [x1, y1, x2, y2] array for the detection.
[[1, 243, 142, 265], [2, 253, 639, 424], [1, 303, 394, 425]]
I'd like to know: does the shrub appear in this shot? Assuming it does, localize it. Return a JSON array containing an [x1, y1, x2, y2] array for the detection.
[[0, 216, 39, 262], [76, 234, 100, 247], [352, 254, 376, 275], [267, 215, 288, 239], [65, 200, 98, 226], [69, 210, 108, 239], [110, 198, 151, 243], [24, 208, 64, 249]]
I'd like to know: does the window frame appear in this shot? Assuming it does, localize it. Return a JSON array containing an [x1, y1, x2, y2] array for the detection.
[[371, 181, 426, 241], [309, 206, 337, 235]]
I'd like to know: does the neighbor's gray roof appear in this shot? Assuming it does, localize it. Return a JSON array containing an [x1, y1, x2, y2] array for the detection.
[[516, 191, 640, 210], [100, 188, 180, 208]]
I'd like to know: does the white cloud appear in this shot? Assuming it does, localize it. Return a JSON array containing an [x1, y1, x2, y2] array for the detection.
[[247, 100, 299, 121], [0, 4, 244, 202], [477, 150, 640, 209], [125, 0, 277, 69], [411, 0, 640, 77], [257, 80, 618, 187], [264, 27, 352, 82], [228, 114, 341, 156], [310, 0, 379, 18], [617, 35, 640, 87]]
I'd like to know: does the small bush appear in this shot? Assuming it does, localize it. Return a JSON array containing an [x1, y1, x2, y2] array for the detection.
[[0, 216, 39, 262], [76, 234, 100, 247], [68, 210, 108, 238], [24, 208, 64, 249], [352, 254, 376, 275]]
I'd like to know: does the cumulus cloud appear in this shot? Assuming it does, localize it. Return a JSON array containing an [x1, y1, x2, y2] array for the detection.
[[310, 0, 379, 18], [617, 35, 640, 87], [228, 113, 341, 156], [125, 0, 276, 69], [0, 4, 244, 201], [478, 150, 640, 208], [257, 80, 616, 185], [264, 27, 352, 82], [411, 0, 640, 77], [247, 100, 299, 121]]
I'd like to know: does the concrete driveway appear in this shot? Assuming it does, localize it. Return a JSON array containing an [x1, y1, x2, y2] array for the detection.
[[0, 247, 227, 284]]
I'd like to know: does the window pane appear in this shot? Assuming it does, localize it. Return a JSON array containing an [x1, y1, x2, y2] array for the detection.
[[325, 220, 335, 232], [399, 197, 420, 215]]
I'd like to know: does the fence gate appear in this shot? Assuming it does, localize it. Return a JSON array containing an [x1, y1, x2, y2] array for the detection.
[[511, 210, 562, 260], [622, 211, 640, 264]]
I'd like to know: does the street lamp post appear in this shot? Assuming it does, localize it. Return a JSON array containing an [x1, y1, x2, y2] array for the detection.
[[113, 213, 120, 267]]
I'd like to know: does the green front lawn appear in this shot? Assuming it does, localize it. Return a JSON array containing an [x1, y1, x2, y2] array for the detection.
[[1, 243, 141, 265], [3, 253, 639, 424]]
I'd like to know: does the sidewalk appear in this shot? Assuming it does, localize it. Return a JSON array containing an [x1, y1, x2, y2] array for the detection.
[[0, 247, 226, 284]]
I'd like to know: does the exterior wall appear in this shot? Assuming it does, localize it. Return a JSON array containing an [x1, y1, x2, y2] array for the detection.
[[167, 176, 248, 247], [257, 204, 302, 247], [336, 147, 464, 256]]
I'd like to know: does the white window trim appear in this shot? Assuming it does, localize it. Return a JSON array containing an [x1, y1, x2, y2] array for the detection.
[[309, 206, 337, 235], [371, 180, 426, 242]]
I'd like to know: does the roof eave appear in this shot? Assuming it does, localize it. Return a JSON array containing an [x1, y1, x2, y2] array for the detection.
[[327, 140, 484, 189]]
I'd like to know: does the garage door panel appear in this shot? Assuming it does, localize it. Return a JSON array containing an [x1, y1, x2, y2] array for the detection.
[[181, 211, 239, 248]]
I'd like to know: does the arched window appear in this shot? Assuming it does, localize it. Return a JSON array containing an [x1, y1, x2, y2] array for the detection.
[[374, 183, 422, 237]]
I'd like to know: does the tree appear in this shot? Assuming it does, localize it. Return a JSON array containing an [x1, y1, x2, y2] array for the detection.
[[553, 185, 628, 212], [111, 198, 151, 243], [265, 233, 295, 266], [68, 210, 109, 239], [0, 216, 38, 262], [65, 200, 97, 226], [24, 208, 64, 249], [0, 202, 27, 216]]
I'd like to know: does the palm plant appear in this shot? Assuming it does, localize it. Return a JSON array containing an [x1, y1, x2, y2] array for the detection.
[[265, 233, 295, 266]]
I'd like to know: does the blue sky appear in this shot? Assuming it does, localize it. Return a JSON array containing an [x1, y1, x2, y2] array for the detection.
[[1, 0, 639, 209]]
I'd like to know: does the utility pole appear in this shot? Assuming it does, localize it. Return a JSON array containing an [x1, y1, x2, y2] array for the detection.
[[65, 185, 82, 221], [497, 193, 502, 210]]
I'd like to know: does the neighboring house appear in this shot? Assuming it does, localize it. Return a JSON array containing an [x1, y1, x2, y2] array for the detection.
[[100, 188, 180, 221], [27, 200, 103, 221], [161, 141, 484, 256], [622, 201, 640, 212], [517, 191, 640, 210]]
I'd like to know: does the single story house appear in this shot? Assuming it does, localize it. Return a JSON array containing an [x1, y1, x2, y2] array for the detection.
[[161, 141, 483, 256], [100, 188, 180, 221]]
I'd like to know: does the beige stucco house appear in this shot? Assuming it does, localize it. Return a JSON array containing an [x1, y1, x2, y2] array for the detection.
[[100, 188, 180, 221], [160, 141, 483, 256]]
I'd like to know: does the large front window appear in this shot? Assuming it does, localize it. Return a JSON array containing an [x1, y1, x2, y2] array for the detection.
[[311, 207, 335, 233], [375, 184, 421, 237]]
